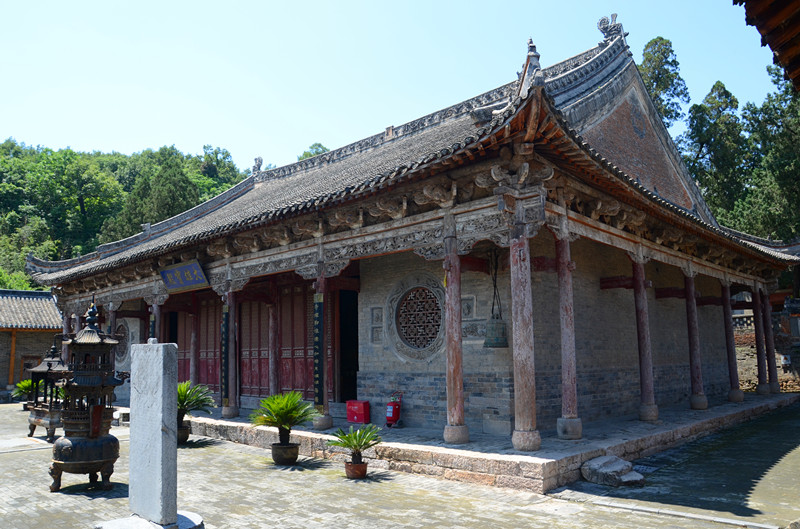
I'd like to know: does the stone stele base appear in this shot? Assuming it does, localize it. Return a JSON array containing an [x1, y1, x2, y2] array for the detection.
[[556, 417, 583, 440], [443, 424, 469, 444], [95, 511, 203, 529]]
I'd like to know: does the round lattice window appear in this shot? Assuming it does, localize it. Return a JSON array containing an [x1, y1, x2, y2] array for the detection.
[[396, 287, 442, 349], [386, 272, 445, 362]]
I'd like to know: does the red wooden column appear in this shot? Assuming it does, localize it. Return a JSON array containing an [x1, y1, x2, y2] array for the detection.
[[553, 195, 581, 440], [761, 289, 780, 393], [61, 313, 71, 362], [509, 209, 540, 451], [752, 288, 770, 395], [632, 256, 658, 421], [684, 271, 708, 410], [721, 281, 744, 402], [222, 290, 240, 418], [443, 226, 468, 444], [189, 310, 200, 385], [268, 304, 279, 396]]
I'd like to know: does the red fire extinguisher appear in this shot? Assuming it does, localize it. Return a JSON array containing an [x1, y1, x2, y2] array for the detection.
[[386, 391, 403, 427]]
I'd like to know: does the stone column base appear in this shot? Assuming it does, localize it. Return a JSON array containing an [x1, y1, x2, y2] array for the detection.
[[756, 383, 771, 395], [512, 429, 541, 451], [443, 424, 469, 444], [556, 417, 582, 440], [770, 382, 781, 394], [690, 394, 708, 410], [221, 406, 239, 419], [728, 388, 744, 403], [639, 403, 659, 422], [312, 415, 333, 430]]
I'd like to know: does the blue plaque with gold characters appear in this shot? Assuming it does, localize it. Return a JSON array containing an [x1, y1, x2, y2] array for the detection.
[[158, 260, 209, 293]]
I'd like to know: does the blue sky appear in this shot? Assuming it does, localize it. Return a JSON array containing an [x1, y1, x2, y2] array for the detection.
[[0, 1, 775, 172]]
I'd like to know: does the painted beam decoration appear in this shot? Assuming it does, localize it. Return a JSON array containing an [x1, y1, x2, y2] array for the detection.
[[158, 260, 209, 293]]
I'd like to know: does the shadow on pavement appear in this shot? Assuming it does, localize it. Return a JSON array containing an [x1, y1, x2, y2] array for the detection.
[[56, 482, 129, 499], [178, 437, 223, 449], [270, 458, 333, 472], [565, 400, 800, 521]]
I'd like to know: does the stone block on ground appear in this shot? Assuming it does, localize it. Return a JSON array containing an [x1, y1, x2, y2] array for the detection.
[[581, 455, 644, 487]]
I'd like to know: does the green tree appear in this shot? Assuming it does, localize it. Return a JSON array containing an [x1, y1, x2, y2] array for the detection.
[[101, 146, 199, 243], [681, 81, 750, 216], [638, 37, 691, 128], [297, 143, 329, 161]]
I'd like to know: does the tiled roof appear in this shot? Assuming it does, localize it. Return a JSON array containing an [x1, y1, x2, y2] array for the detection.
[[25, 26, 800, 285], [0, 289, 61, 330]]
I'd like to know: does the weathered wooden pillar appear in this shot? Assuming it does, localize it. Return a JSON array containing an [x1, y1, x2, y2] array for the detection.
[[752, 287, 770, 395], [150, 303, 162, 342], [632, 256, 658, 420], [509, 210, 540, 451], [721, 281, 744, 402], [221, 290, 239, 418], [761, 289, 780, 393], [62, 313, 71, 362], [7, 329, 17, 387], [312, 272, 333, 430], [268, 304, 279, 396], [684, 271, 707, 410], [189, 310, 199, 385], [443, 221, 468, 444], [553, 193, 581, 439]]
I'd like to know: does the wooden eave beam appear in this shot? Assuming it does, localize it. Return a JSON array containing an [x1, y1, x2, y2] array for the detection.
[[601, 276, 654, 289], [761, 9, 800, 49], [748, 1, 800, 34]]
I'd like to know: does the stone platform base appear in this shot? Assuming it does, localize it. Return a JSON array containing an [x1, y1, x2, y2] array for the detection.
[[95, 511, 203, 529], [188, 393, 800, 494]]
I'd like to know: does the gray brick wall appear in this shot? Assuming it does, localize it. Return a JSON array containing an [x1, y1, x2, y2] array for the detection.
[[355, 231, 733, 434]]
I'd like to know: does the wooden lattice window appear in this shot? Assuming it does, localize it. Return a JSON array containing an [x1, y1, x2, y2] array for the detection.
[[396, 287, 442, 349]]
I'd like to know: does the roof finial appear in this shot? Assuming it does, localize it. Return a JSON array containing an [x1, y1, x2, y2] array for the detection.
[[527, 38, 541, 69], [597, 13, 627, 45]]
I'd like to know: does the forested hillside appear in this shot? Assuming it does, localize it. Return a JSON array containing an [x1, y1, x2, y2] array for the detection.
[[0, 142, 247, 289]]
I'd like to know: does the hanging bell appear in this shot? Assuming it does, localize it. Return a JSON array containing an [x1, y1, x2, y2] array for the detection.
[[484, 313, 509, 348]]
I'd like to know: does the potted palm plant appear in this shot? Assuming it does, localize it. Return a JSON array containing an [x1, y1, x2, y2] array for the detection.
[[12, 379, 40, 410], [177, 381, 215, 444], [327, 424, 382, 479], [250, 391, 319, 465]]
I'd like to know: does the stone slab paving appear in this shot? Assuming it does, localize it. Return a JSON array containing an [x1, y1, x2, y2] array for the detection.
[[0, 402, 767, 529], [188, 392, 800, 495], [552, 400, 800, 529]]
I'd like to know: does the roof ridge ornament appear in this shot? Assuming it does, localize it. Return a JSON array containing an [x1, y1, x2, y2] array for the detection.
[[597, 13, 628, 46]]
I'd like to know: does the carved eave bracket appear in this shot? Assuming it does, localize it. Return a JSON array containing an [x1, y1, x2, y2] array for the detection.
[[328, 208, 364, 230], [367, 195, 407, 221], [412, 182, 457, 209]]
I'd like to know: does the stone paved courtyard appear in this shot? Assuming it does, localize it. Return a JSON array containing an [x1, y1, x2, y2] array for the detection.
[[1, 401, 798, 529]]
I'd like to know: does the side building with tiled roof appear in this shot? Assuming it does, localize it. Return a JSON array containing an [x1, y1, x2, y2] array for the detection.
[[0, 289, 62, 390], [26, 16, 798, 466]]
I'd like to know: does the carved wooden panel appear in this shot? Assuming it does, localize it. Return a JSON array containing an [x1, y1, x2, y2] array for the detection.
[[239, 300, 272, 397]]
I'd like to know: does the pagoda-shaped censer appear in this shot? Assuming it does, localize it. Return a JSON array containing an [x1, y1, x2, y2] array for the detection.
[[49, 303, 122, 492], [28, 339, 69, 442]]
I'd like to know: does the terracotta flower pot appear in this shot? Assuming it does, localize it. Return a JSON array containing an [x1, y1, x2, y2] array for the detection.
[[344, 461, 368, 479], [271, 443, 300, 465]]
